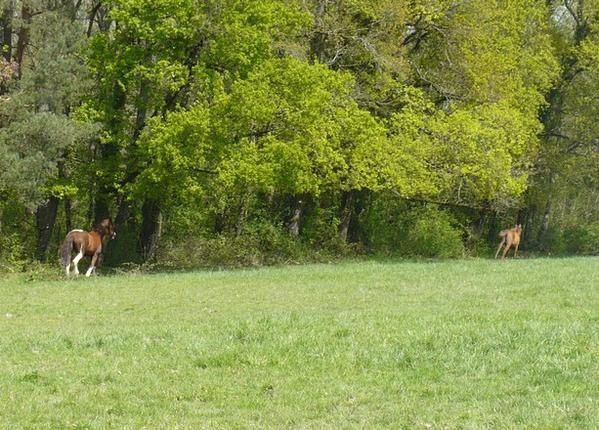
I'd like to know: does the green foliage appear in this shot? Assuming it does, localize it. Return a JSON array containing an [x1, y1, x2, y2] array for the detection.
[[203, 0, 310, 77], [84, 0, 205, 207], [405, 207, 465, 258], [563, 222, 599, 255], [213, 57, 389, 196], [386, 98, 542, 206], [361, 197, 464, 258], [0, 112, 84, 210], [133, 104, 212, 202], [156, 223, 311, 269], [360, 194, 410, 254], [103, 224, 144, 267], [136, 57, 395, 207], [22, 10, 91, 113], [300, 203, 350, 253], [0, 197, 35, 272], [0, 232, 27, 272], [431, 103, 540, 205], [2, 0, 598, 269], [520, 1, 599, 256], [0, 2, 92, 213], [410, 0, 559, 111]]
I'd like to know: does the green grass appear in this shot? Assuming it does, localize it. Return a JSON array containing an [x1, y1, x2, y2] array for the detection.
[[1, 258, 598, 429]]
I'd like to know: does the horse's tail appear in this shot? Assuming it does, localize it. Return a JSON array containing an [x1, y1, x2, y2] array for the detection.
[[60, 233, 74, 267], [498, 229, 508, 238]]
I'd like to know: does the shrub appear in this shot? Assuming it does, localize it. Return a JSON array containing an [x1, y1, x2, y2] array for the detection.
[[0, 232, 28, 272], [301, 205, 355, 255], [404, 207, 465, 258], [362, 197, 464, 258], [360, 195, 411, 254], [156, 220, 317, 269], [541, 226, 566, 255], [563, 222, 599, 255]]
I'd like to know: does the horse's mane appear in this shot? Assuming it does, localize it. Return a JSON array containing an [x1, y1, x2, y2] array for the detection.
[[93, 218, 113, 235]]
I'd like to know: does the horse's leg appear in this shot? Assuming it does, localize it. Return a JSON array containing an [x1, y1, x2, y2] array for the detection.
[[66, 259, 71, 276], [513, 242, 520, 258], [502, 240, 512, 259], [495, 238, 506, 259], [86, 253, 99, 277], [72, 249, 84, 275]]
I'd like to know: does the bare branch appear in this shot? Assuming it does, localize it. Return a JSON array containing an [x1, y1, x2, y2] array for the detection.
[[87, 1, 102, 37], [391, 189, 494, 212]]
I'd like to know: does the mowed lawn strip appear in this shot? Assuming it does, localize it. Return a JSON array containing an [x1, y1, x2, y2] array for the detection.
[[1, 258, 598, 429]]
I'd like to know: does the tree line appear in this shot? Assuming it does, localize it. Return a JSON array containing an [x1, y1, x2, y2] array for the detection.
[[1, 0, 598, 270]]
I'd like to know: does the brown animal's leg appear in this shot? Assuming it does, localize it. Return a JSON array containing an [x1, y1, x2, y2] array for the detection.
[[513, 242, 519, 258], [86, 253, 99, 277], [495, 238, 506, 259], [72, 248, 85, 275], [502, 240, 512, 259]]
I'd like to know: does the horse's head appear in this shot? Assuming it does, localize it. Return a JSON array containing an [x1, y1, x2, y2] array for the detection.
[[96, 218, 116, 239]]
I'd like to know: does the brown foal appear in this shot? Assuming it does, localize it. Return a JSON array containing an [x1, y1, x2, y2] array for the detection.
[[495, 224, 522, 259], [60, 218, 116, 276]]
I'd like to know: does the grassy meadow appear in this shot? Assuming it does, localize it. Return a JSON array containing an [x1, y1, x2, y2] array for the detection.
[[1, 257, 598, 429]]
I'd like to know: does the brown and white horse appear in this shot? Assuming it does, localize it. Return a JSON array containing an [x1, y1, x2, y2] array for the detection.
[[60, 218, 116, 276], [495, 224, 522, 259]]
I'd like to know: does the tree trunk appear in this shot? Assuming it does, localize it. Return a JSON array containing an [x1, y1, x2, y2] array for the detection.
[[213, 212, 225, 234], [35, 196, 59, 261], [1, 5, 12, 62], [486, 212, 499, 244], [92, 197, 110, 224], [339, 191, 355, 243], [538, 198, 552, 250], [56, 161, 73, 233], [528, 5, 589, 253], [287, 198, 304, 237], [15, 4, 32, 79], [64, 198, 73, 232], [537, 172, 556, 250], [114, 198, 130, 232], [133, 78, 149, 141], [99, 198, 130, 265], [235, 197, 248, 238], [310, 0, 329, 63], [140, 199, 162, 262]]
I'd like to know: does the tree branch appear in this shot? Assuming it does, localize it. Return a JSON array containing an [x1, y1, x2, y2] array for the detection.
[[564, 0, 581, 29], [391, 189, 494, 212], [87, 1, 102, 37]]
